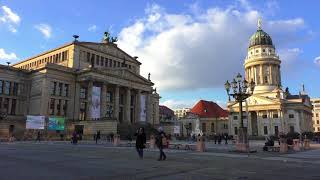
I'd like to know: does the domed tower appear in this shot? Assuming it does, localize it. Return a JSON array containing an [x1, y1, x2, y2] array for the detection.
[[244, 18, 281, 94]]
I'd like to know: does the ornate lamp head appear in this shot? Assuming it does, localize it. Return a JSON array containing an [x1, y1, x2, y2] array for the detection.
[[236, 73, 242, 83], [232, 79, 237, 93]]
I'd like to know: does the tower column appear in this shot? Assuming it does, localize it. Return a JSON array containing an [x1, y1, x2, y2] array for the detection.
[[259, 64, 263, 85]]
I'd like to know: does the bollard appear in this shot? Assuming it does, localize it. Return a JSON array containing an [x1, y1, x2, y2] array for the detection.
[[303, 139, 310, 150], [113, 134, 120, 146], [279, 138, 288, 153], [149, 135, 156, 149], [293, 139, 300, 151], [196, 136, 205, 152]]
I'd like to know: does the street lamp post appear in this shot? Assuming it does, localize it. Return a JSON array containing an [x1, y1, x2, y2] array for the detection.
[[225, 73, 255, 152]]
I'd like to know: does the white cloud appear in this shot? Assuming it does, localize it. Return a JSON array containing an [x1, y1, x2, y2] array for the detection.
[[0, 48, 18, 62], [162, 99, 197, 110], [34, 24, 52, 39], [88, 25, 97, 32], [0, 6, 20, 33], [117, 3, 308, 91], [314, 56, 320, 65]]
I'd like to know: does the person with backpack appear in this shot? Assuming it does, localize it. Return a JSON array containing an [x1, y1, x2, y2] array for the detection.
[[156, 127, 167, 161], [95, 130, 101, 144], [135, 127, 146, 159]]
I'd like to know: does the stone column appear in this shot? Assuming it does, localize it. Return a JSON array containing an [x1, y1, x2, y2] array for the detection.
[[86, 81, 93, 120], [135, 90, 141, 123], [101, 83, 107, 118], [269, 65, 272, 85], [72, 82, 81, 120], [114, 85, 120, 121], [125, 88, 131, 124], [146, 92, 152, 124], [260, 64, 263, 85]]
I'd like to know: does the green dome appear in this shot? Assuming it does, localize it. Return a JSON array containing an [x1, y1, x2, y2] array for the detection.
[[249, 29, 273, 48]]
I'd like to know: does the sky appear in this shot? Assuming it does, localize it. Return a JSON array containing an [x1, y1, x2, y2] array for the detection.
[[0, 0, 319, 110]]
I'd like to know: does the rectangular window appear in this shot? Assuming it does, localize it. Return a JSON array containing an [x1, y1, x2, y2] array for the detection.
[[274, 126, 279, 136], [233, 116, 238, 120], [262, 114, 268, 119], [202, 123, 206, 132], [96, 55, 99, 65], [100, 57, 104, 66], [12, 82, 18, 96], [106, 91, 113, 103], [106, 105, 113, 118], [273, 113, 278, 118], [264, 126, 268, 135], [0, 80, 3, 94], [290, 126, 294, 133], [91, 54, 95, 66], [117, 62, 120, 67], [211, 123, 215, 132], [10, 99, 16, 115], [50, 98, 55, 115], [105, 58, 108, 67], [130, 95, 134, 106], [317, 120, 319, 124], [80, 87, 87, 99], [63, 100, 68, 116], [87, 52, 90, 62], [63, 84, 69, 97], [113, 61, 116, 67], [3, 98, 9, 113], [316, 113, 319, 117], [50, 82, 57, 95], [289, 114, 294, 118], [57, 99, 61, 115], [120, 94, 124, 105], [234, 127, 238, 135], [109, 59, 112, 67], [58, 83, 63, 96], [4, 81, 10, 95], [79, 102, 87, 121]]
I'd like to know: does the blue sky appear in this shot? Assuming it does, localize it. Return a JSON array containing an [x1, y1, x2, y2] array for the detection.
[[0, 0, 319, 109]]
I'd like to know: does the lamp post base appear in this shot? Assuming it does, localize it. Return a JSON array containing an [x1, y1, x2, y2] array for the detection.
[[235, 127, 249, 153]]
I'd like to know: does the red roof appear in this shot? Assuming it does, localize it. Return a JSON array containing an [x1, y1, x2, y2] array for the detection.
[[159, 105, 175, 117], [190, 100, 228, 118]]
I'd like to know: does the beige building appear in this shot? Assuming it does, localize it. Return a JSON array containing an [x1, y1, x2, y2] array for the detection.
[[0, 34, 160, 140], [174, 108, 191, 119], [311, 98, 320, 132], [180, 100, 228, 136], [227, 20, 313, 137]]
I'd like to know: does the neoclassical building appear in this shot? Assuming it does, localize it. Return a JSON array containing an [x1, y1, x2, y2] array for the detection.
[[227, 21, 313, 137], [311, 98, 320, 132], [0, 34, 160, 139]]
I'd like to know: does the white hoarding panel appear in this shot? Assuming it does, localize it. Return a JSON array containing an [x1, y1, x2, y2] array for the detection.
[[26, 115, 45, 129], [91, 86, 101, 119]]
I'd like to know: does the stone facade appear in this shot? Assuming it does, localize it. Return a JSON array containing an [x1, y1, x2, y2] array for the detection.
[[227, 22, 313, 137], [0, 39, 160, 140], [311, 98, 320, 132]]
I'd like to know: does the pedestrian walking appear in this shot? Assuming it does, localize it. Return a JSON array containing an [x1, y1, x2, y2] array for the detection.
[[135, 127, 146, 159], [224, 134, 228, 144], [36, 131, 41, 142], [214, 133, 217, 144], [95, 130, 101, 144], [156, 127, 167, 161], [218, 134, 222, 144], [72, 131, 78, 145]]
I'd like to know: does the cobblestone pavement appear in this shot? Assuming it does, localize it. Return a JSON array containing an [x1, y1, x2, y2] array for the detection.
[[0, 141, 320, 180]]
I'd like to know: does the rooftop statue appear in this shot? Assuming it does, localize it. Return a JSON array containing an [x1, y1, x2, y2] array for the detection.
[[103, 31, 118, 43]]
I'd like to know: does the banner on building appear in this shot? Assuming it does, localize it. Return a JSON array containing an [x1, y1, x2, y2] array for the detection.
[[26, 115, 45, 129], [91, 86, 101, 119], [140, 95, 146, 122], [48, 117, 65, 130], [173, 126, 180, 134]]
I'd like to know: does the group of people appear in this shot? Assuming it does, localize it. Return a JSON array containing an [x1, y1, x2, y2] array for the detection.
[[213, 133, 229, 145], [135, 127, 167, 161]]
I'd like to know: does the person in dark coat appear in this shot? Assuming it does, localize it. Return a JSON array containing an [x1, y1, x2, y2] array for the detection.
[[95, 130, 101, 144], [72, 131, 78, 145], [36, 131, 41, 142], [218, 134, 222, 144], [224, 134, 228, 144], [156, 127, 167, 161], [135, 128, 146, 159], [214, 133, 217, 144]]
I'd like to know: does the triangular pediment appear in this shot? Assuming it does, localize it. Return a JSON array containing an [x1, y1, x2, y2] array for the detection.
[[112, 68, 153, 85], [78, 42, 140, 64], [229, 95, 279, 108]]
